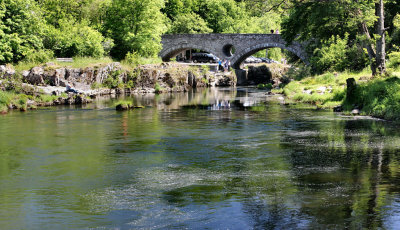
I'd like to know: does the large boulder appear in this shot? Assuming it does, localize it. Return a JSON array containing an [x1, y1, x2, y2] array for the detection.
[[25, 67, 45, 85], [247, 65, 272, 85], [0, 65, 15, 77]]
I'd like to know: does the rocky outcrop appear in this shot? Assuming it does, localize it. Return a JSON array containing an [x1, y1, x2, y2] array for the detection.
[[2, 63, 236, 99], [247, 65, 272, 85]]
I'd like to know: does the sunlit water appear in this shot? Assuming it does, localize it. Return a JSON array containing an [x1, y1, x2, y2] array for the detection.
[[1, 87, 400, 229]]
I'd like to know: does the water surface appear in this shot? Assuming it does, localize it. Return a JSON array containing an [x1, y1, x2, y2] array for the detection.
[[1, 88, 400, 229]]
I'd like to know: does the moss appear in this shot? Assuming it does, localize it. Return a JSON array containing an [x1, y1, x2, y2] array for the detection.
[[257, 83, 273, 89], [154, 83, 164, 94]]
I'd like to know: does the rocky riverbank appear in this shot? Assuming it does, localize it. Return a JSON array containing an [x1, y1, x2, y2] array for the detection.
[[0, 62, 236, 113]]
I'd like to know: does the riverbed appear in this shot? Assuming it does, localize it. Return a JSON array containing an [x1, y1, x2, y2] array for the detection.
[[0, 87, 399, 229]]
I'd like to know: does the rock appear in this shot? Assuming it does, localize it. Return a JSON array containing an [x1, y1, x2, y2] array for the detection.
[[116, 104, 129, 111], [25, 67, 45, 85], [333, 105, 343, 112], [235, 69, 248, 86], [216, 75, 235, 86], [22, 70, 30, 78], [0, 65, 15, 77], [303, 89, 312, 95], [247, 65, 272, 85], [188, 71, 196, 87], [316, 86, 327, 94], [351, 109, 360, 115]]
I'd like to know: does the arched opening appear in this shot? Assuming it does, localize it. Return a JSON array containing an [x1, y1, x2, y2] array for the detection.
[[222, 44, 236, 57], [161, 46, 221, 64], [231, 43, 308, 69]]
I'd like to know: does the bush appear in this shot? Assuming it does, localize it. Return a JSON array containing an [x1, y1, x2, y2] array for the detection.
[[311, 34, 368, 73], [103, 70, 122, 89], [388, 52, 400, 68], [23, 49, 54, 63], [124, 52, 140, 66], [44, 19, 106, 58]]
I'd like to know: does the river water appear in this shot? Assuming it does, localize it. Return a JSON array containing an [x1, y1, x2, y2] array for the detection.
[[1, 87, 400, 229]]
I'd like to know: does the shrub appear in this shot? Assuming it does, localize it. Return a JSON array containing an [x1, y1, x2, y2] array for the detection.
[[124, 52, 140, 66], [154, 83, 164, 94], [43, 19, 106, 58], [388, 52, 400, 68], [103, 70, 122, 89]]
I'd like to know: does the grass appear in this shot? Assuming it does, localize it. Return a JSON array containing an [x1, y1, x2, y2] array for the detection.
[[282, 68, 372, 108], [114, 100, 133, 107], [120, 57, 162, 71], [342, 76, 400, 120], [13, 57, 114, 72], [281, 65, 400, 120]]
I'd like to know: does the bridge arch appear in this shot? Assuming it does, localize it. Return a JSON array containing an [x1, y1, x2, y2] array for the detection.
[[160, 44, 219, 62], [231, 42, 309, 69]]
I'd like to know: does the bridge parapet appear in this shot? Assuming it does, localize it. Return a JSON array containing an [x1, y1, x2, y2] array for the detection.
[[160, 34, 309, 69]]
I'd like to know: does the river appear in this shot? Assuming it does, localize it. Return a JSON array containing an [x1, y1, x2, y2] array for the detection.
[[0, 87, 399, 229]]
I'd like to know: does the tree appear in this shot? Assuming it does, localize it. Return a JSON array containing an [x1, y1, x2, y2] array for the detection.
[[281, 0, 388, 75], [168, 13, 213, 34], [104, 0, 167, 59], [0, 0, 49, 64]]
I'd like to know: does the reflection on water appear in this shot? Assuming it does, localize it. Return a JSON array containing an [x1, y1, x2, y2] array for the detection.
[[0, 87, 400, 229]]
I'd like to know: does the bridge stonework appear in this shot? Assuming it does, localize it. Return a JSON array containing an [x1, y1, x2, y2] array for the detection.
[[160, 34, 309, 69]]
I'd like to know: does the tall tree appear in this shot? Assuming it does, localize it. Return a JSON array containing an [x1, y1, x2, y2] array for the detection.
[[0, 0, 47, 64], [282, 0, 388, 75], [103, 0, 167, 59], [375, 0, 386, 74]]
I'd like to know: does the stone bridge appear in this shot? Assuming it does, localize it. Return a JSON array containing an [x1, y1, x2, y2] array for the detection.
[[159, 34, 309, 69]]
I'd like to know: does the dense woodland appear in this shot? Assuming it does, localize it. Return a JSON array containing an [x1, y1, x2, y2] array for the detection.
[[1, 0, 400, 75]]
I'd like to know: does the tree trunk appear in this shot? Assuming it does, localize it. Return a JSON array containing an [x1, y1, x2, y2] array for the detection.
[[359, 21, 377, 76], [375, 0, 386, 75]]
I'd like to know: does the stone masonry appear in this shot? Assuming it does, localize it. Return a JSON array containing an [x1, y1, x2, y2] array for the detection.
[[159, 34, 309, 69]]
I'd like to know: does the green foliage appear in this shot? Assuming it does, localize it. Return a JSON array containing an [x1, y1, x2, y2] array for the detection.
[[91, 82, 102, 90], [168, 13, 212, 34], [43, 19, 106, 58], [0, 0, 47, 64], [124, 52, 141, 66], [388, 52, 400, 68], [0, 91, 12, 108], [154, 83, 164, 94], [287, 65, 312, 81], [39, 94, 58, 103], [311, 34, 369, 73], [343, 77, 400, 120], [114, 100, 133, 107], [199, 0, 250, 33], [103, 70, 122, 89], [104, 0, 167, 59], [257, 83, 273, 90]]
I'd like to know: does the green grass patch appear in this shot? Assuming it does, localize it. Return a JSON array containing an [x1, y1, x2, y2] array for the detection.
[[343, 76, 400, 120]]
